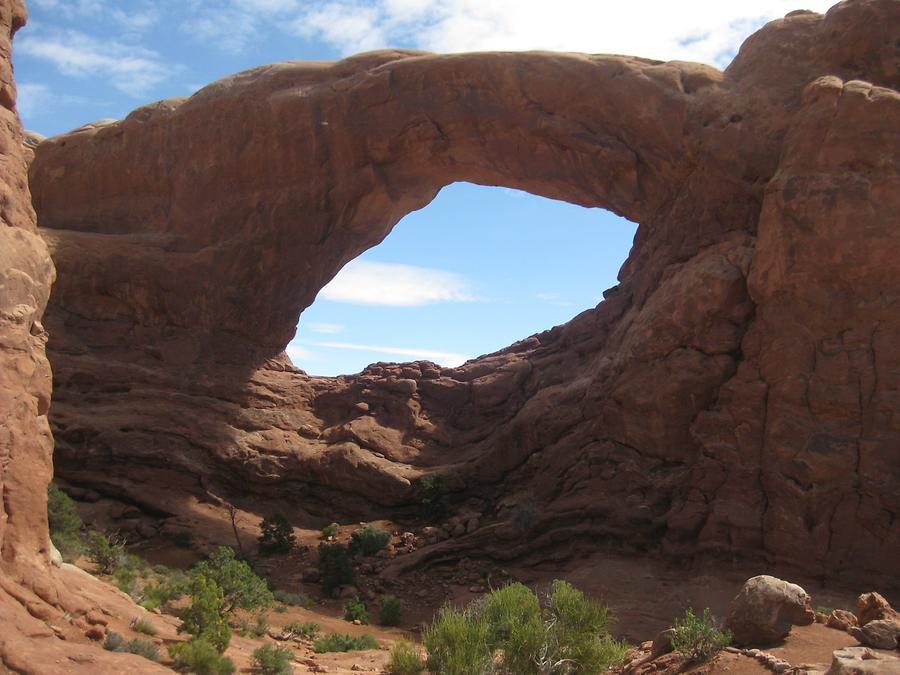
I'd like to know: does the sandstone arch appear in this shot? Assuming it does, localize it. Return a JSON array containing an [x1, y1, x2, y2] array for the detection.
[[22, 0, 900, 594]]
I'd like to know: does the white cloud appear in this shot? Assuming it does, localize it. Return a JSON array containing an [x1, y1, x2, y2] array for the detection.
[[28, 0, 104, 16], [17, 29, 171, 98], [287, 0, 835, 67], [111, 8, 160, 32], [308, 322, 344, 334], [535, 292, 572, 307], [307, 340, 469, 366], [319, 260, 474, 306], [285, 343, 317, 364], [183, 0, 301, 53]]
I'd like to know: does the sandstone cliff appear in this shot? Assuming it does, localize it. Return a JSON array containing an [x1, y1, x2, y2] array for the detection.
[[27, 0, 900, 590]]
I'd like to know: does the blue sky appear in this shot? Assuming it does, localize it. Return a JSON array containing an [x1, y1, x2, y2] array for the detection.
[[15, 0, 834, 375]]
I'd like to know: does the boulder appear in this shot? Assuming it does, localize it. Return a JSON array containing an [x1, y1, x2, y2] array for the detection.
[[850, 620, 900, 651], [828, 609, 860, 632], [725, 576, 815, 646], [857, 593, 900, 627], [826, 647, 900, 674]]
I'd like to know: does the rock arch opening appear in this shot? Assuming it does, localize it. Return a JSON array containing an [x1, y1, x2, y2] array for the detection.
[[289, 182, 638, 376]]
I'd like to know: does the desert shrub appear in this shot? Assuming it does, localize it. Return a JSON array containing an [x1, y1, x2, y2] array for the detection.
[[252, 643, 294, 675], [273, 589, 311, 608], [141, 571, 189, 610], [178, 575, 232, 652], [424, 580, 626, 675], [416, 475, 450, 522], [379, 594, 402, 626], [191, 546, 273, 613], [424, 605, 492, 675], [388, 641, 425, 675], [103, 632, 160, 662], [283, 620, 320, 639], [86, 530, 126, 574], [344, 595, 369, 624], [349, 524, 390, 556], [236, 613, 269, 638], [313, 632, 379, 653], [322, 522, 339, 538], [103, 631, 126, 652], [130, 616, 158, 636], [541, 580, 627, 673], [318, 543, 354, 596], [113, 566, 138, 596], [47, 483, 83, 561], [258, 513, 296, 556], [169, 639, 236, 675], [670, 607, 732, 661]]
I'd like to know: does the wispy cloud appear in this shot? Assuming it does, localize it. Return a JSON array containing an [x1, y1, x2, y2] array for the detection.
[[285, 343, 317, 364], [182, 0, 301, 53], [319, 260, 475, 306], [15, 82, 91, 119], [306, 340, 469, 366], [535, 292, 573, 307], [286, 0, 835, 68], [308, 322, 343, 334], [17, 29, 172, 98]]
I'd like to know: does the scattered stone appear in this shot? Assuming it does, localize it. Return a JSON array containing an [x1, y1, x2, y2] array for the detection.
[[826, 646, 900, 674], [725, 575, 815, 646], [84, 626, 105, 641], [827, 609, 859, 632], [650, 628, 675, 659], [850, 619, 900, 650]]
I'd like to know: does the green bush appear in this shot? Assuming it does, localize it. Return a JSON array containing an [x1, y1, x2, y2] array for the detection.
[[416, 475, 450, 522], [318, 543, 354, 596], [258, 513, 296, 556], [273, 589, 311, 607], [191, 546, 273, 613], [313, 632, 379, 653], [178, 575, 232, 652], [113, 565, 138, 596], [322, 522, 339, 538], [670, 607, 732, 661], [283, 621, 320, 639], [86, 530, 126, 574], [344, 595, 369, 624], [103, 632, 160, 662], [169, 639, 236, 675], [423, 580, 627, 675], [380, 595, 402, 626], [141, 571, 189, 610], [252, 643, 294, 675], [349, 524, 390, 557], [424, 605, 492, 675], [388, 641, 425, 675], [236, 613, 269, 638], [47, 483, 83, 561], [542, 580, 627, 673], [130, 616, 157, 636]]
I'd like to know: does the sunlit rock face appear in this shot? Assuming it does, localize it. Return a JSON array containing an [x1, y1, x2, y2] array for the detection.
[[29, 0, 900, 587]]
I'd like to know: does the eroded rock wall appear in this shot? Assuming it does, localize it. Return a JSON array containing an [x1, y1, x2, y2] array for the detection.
[[29, 0, 900, 586], [0, 3, 172, 671]]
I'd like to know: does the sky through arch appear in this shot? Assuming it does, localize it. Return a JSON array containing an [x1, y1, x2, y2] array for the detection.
[[288, 182, 637, 375]]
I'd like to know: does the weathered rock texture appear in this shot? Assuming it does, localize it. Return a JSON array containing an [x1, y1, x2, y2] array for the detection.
[[28, 0, 900, 587], [725, 575, 815, 646], [0, 2, 172, 671]]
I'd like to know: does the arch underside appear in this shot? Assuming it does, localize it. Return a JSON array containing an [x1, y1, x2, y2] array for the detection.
[[29, 0, 900, 588]]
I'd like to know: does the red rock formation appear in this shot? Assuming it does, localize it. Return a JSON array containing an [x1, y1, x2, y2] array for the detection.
[[28, 0, 900, 590], [0, 2, 171, 671]]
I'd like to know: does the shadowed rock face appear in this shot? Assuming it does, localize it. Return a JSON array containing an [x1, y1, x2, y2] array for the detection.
[[29, 0, 900, 586]]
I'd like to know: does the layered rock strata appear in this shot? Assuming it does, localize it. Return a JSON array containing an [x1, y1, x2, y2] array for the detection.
[[28, 0, 900, 586]]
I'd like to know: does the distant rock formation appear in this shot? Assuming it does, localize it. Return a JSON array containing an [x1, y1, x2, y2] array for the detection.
[[27, 0, 900, 589]]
